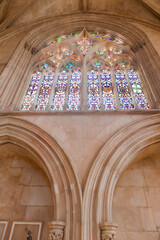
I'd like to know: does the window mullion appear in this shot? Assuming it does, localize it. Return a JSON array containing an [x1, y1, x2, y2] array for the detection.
[[98, 69, 103, 110], [125, 68, 138, 110], [31, 70, 44, 110], [81, 60, 87, 110], [64, 69, 71, 110], [112, 68, 120, 110]]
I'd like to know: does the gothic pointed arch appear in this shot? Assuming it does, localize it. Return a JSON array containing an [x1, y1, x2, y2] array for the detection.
[[0, 116, 82, 240], [0, 14, 159, 111], [83, 113, 160, 240]]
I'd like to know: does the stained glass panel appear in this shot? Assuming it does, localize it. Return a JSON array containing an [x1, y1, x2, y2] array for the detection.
[[87, 70, 100, 110], [51, 70, 69, 110], [72, 38, 93, 56], [47, 31, 80, 46], [66, 62, 75, 70], [94, 61, 103, 69], [21, 71, 42, 110], [21, 29, 150, 112], [41, 63, 50, 69], [115, 70, 134, 110], [100, 69, 116, 110], [67, 69, 81, 110], [128, 69, 149, 109], [35, 70, 54, 110]]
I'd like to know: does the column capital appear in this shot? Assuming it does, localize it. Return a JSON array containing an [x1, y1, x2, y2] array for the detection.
[[48, 221, 65, 240], [100, 222, 118, 240]]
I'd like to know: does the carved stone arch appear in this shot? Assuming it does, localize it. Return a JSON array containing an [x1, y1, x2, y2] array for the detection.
[[83, 113, 160, 240], [0, 116, 82, 240], [0, 14, 160, 111]]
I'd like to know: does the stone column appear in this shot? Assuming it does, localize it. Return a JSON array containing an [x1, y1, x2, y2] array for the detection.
[[100, 222, 118, 240], [48, 221, 65, 240]]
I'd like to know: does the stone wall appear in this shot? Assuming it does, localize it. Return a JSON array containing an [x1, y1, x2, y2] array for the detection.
[[18, 113, 148, 188], [113, 143, 160, 240], [0, 144, 54, 239]]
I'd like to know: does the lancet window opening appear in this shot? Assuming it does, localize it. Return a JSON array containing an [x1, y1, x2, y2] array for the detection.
[[21, 29, 150, 111]]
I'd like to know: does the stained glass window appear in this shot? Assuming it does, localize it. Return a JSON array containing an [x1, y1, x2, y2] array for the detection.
[[67, 69, 81, 110], [128, 69, 149, 109], [21, 29, 150, 111], [100, 69, 116, 110], [66, 62, 75, 70], [87, 70, 100, 110], [51, 69, 69, 110], [35, 70, 55, 110], [21, 71, 42, 110], [41, 63, 50, 69], [115, 69, 134, 110], [72, 37, 93, 56]]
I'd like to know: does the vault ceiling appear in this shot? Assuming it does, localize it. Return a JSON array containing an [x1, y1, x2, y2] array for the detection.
[[0, 0, 159, 32]]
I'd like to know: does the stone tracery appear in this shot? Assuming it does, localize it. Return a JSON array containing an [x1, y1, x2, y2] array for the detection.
[[21, 29, 150, 111]]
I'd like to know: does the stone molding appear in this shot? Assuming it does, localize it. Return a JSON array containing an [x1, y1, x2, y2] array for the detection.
[[0, 116, 81, 240], [48, 221, 65, 240], [100, 223, 118, 240], [83, 113, 160, 240]]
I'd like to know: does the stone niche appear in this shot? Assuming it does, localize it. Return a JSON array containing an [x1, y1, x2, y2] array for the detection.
[[0, 143, 54, 239], [112, 142, 160, 240]]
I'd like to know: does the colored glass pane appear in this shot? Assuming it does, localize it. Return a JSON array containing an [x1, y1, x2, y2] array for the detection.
[[115, 70, 134, 110], [21, 71, 42, 110], [35, 71, 54, 110], [66, 62, 75, 69], [72, 38, 93, 56], [51, 70, 69, 110], [96, 49, 106, 56], [128, 69, 149, 109], [47, 31, 80, 46], [94, 61, 103, 69], [21, 30, 150, 112], [41, 63, 50, 69], [67, 69, 81, 110], [87, 70, 100, 110], [100, 69, 116, 110]]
